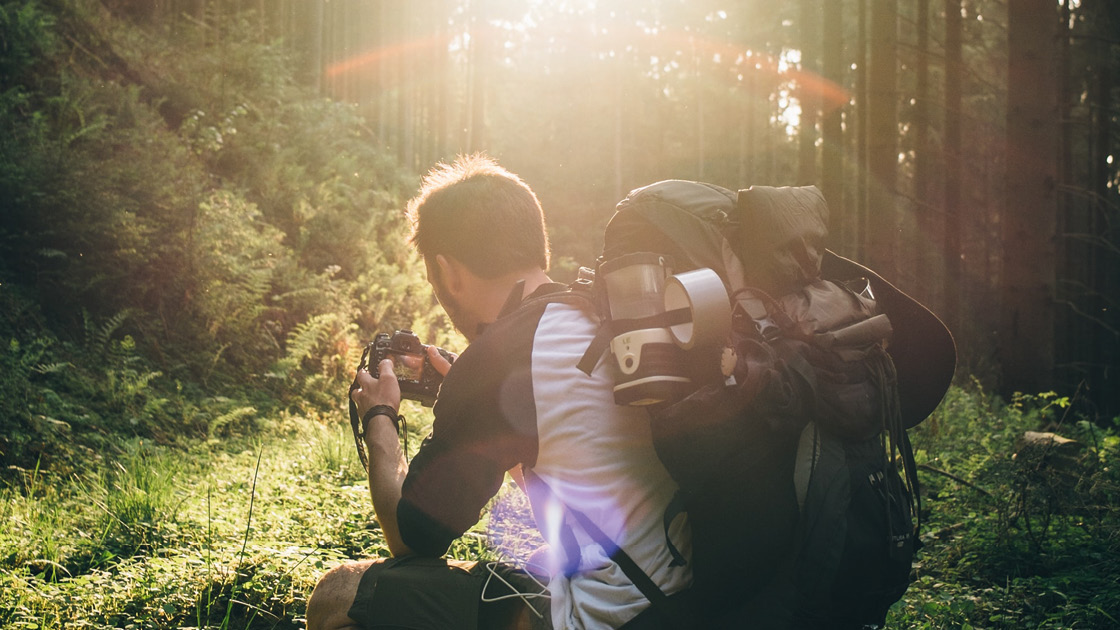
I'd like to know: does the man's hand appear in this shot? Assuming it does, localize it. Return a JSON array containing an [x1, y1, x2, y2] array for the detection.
[[351, 358, 402, 421], [425, 345, 456, 377]]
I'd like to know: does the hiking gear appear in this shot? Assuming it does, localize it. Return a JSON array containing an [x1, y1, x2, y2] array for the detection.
[[579, 179, 955, 627], [595, 252, 732, 406]]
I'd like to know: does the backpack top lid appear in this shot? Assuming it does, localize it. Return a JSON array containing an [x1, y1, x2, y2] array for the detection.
[[601, 180, 831, 296], [737, 185, 829, 295], [599, 179, 956, 428], [601, 180, 747, 291]]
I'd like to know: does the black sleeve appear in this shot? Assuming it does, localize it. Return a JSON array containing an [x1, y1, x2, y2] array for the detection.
[[396, 310, 542, 556]]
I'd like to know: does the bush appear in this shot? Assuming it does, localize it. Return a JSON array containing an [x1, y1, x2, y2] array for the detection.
[[895, 384, 1120, 628], [0, 0, 446, 461]]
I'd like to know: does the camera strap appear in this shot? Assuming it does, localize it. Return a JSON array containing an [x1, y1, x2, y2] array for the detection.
[[349, 347, 372, 470], [349, 345, 408, 471]]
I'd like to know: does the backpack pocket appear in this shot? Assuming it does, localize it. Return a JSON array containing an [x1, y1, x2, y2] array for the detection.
[[793, 432, 914, 628], [832, 437, 915, 624]]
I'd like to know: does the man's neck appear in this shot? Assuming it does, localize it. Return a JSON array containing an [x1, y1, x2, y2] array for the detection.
[[516, 268, 553, 298], [464, 268, 552, 341]]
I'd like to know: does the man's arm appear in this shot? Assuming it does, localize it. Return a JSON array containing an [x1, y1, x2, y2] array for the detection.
[[351, 358, 412, 557], [351, 347, 455, 557]]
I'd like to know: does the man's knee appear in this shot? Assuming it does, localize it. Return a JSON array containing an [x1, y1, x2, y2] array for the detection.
[[307, 559, 379, 630]]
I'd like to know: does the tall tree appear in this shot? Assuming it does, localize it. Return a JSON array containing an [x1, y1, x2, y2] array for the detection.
[[465, 0, 490, 153], [798, 0, 821, 185], [865, 0, 899, 274], [912, 0, 936, 306], [820, 0, 844, 225], [942, 0, 962, 334], [853, 0, 871, 259], [1001, 0, 1059, 396], [309, 0, 323, 94]]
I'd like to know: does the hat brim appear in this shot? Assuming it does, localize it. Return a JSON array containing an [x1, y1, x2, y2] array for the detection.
[[822, 250, 957, 428]]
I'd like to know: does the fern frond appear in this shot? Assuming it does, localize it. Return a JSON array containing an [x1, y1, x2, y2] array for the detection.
[[84, 310, 132, 350], [284, 314, 334, 363], [32, 362, 71, 375]]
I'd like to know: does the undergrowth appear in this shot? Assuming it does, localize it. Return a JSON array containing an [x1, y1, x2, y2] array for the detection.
[[0, 404, 534, 630], [890, 384, 1120, 629], [3, 384, 1118, 628]]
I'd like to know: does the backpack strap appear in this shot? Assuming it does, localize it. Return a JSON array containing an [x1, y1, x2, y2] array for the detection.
[[661, 490, 689, 568], [576, 308, 693, 376], [498, 279, 528, 318], [523, 468, 690, 630]]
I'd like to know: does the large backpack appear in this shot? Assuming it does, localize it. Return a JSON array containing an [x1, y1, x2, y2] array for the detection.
[[577, 180, 955, 628]]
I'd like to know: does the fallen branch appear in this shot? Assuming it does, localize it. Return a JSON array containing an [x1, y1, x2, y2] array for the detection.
[[917, 463, 993, 497]]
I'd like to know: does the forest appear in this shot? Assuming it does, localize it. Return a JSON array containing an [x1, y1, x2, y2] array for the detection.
[[1, 0, 1118, 628]]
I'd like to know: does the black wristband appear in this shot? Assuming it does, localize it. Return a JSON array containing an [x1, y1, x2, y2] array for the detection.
[[361, 404, 400, 435]]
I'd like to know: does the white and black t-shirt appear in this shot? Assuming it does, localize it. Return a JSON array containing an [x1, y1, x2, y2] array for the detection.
[[397, 283, 692, 630]]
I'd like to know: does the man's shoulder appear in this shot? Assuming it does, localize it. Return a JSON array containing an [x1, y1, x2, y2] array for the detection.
[[478, 283, 594, 347]]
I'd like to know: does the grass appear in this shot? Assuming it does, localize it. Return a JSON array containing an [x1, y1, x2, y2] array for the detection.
[[2, 387, 1118, 628], [0, 414, 388, 629]]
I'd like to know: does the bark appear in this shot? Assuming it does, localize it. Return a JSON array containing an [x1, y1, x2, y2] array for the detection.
[[913, 0, 936, 307], [820, 0, 844, 232], [798, 0, 821, 185], [855, 0, 870, 259], [866, 0, 899, 275], [1001, 0, 1059, 396], [943, 0, 962, 334]]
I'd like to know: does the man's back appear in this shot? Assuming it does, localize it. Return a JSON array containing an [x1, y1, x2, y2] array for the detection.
[[399, 285, 692, 629]]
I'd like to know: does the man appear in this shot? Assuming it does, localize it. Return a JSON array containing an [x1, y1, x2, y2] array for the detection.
[[307, 154, 691, 630]]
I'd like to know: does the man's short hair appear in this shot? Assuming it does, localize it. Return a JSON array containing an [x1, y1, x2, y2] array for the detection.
[[407, 154, 551, 278]]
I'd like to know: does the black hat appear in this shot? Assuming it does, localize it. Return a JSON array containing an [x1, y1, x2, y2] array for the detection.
[[822, 250, 957, 428]]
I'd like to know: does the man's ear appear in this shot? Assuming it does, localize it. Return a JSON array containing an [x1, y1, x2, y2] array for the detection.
[[434, 254, 465, 296]]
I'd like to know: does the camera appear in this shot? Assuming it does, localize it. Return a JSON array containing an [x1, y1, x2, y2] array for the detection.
[[359, 329, 454, 407]]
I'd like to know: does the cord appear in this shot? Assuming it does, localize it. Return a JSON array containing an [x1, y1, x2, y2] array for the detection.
[[480, 561, 551, 619]]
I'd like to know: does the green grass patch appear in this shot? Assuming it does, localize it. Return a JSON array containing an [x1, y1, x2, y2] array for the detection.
[[3, 386, 1118, 629], [0, 405, 532, 629]]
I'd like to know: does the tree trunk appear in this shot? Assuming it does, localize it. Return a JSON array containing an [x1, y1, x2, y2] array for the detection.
[[854, 0, 870, 259], [798, 0, 821, 185], [943, 0, 962, 334], [1001, 0, 1059, 396], [866, 0, 899, 275], [912, 0, 936, 307], [695, 42, 706, 181], [466, 0, 488, 153], [1086, 0, 1119, 414], [820, 0, 843, 229], [377, 0, 392, 143], [309, 0, 324, 94]]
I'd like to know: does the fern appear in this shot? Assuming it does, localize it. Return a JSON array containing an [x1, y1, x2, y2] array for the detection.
[[207, 405, 258, 437], [31, 361, 70, 375], [284, 314, 333, 363], [82, 309, 131, 352]]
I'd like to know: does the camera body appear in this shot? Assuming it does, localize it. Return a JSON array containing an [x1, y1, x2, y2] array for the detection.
[[365, 329, 453, 407]]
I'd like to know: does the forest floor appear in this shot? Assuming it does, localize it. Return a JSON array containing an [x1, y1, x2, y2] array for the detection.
[[0, 409, 541, 630], [2, 387, 1119, 629]]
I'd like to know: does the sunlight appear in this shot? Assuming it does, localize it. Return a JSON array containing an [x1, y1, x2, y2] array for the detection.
[[325, 34, 450, 78], [322, 0, 848, 144]]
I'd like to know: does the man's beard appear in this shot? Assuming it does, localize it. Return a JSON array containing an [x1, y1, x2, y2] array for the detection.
[[430, 273, 469, 337]]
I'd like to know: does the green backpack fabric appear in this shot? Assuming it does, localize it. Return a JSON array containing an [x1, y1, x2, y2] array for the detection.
[[591, 180, 956, 628]]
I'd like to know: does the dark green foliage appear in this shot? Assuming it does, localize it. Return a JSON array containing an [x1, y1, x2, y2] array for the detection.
[[893, 386, 1120, 628], [0, 0, 442, 476], [0, 1, 56, 88]]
